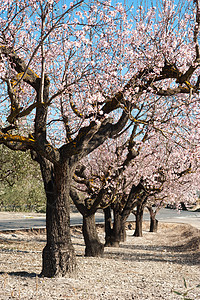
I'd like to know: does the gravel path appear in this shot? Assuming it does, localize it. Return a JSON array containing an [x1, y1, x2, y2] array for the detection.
[[0, 222, 199, 300]]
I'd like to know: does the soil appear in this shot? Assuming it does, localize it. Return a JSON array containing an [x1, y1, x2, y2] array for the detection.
[[0, 221, 199, 300]]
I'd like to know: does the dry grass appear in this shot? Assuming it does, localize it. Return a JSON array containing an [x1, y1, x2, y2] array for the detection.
[[0, 222, 199, 299]]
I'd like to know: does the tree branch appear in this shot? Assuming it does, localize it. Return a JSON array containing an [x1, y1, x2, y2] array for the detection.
[[70, 188, 87, 216]]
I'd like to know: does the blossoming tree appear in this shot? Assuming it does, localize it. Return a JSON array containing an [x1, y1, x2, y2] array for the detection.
[[76, 127, 200, 245], [1, 0, 200, 277]]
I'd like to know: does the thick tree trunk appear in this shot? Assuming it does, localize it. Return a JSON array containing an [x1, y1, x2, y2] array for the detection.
[[113, 208, 126, 243], [104, 205, 126, 247], [150, 216, 158, 232], [119, 221, 126, 242], [148, 206, 158, 233], [82, 214, 104, 257], [40, 161, 76, 277], [133, 204, 144, 237], [104, 206, 114, 247]]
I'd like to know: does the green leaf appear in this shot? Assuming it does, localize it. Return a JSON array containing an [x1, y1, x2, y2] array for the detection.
[[183, 278, 187, 289], [173, 291, 183, 296]]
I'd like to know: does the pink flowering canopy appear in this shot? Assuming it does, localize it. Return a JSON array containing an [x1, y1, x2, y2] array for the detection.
[[77, 127, 200, 210], [0, 0, 200, 165]]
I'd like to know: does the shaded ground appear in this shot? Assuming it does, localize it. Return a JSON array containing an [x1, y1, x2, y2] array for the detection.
[[0, 221, 199, 299]]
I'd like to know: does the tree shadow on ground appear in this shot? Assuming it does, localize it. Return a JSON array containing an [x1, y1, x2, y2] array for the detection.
[[0, 248, 30, 254], [104, 242, 200, 267], [0, 271, 38, 278], [0, 236, 46, 244]]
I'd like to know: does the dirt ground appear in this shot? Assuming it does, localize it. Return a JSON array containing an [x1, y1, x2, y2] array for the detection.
[[0, 221, 199, 300]]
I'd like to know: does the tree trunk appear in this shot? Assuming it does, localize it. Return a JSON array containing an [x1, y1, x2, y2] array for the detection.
[[119, 221, 126, 242], [150, 216, 158, 232], [180, 201, 187, 211], [40, 160, 76, 277], [148, 206, 158, 233], [82, 214, 104, 257], [104, 205, 126, 247], [113, 208, 126, 243], [133, 204, 144, 237], [104, 206, 114, 247]]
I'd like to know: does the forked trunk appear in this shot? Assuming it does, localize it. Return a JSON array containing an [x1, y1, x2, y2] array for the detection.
[[82, 214, 104, 256], [41, 161, 76, 277]]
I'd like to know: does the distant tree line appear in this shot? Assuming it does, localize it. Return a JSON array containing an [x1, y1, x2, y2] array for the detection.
[[0, 145, 46, 212]]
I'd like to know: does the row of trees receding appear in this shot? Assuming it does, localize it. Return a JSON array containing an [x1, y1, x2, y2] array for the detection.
[[1, 0, 200, 277]]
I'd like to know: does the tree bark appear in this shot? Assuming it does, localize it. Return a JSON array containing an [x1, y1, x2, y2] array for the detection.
[[104, 205, 126, 247], [70, 188, 104, 257], [104, 206, 114, 247], [40, 160, 76, 277], [148, 206, 158, 233], [133, 204, 144, 237], [150, 217, 158, 232], [82, 214, 104, 257], [113, 207, 126, 244]]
